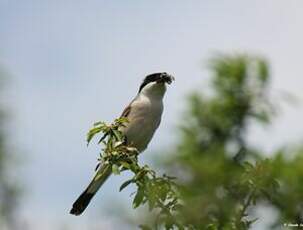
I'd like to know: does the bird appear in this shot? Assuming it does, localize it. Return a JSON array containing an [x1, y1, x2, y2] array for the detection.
[[70, 72, 174, 215]]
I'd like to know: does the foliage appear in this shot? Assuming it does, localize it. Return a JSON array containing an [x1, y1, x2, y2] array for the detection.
[[0, 70, 20, 229], [157, 54, 303, 229], [90, 54, 303, 230], [87, 118, 183, 230], [268, 149, 303, 228], [163, 55, 277, 229]]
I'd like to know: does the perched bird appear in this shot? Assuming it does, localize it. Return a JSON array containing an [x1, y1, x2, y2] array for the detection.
[[70, 72, 174, 215]]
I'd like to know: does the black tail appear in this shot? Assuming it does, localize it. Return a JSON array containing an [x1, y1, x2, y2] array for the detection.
[[70, 190, 95, 215], [70, 164, 111, 215]]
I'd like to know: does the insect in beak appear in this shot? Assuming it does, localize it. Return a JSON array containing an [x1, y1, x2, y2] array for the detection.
[[157, 73, 175, 84]]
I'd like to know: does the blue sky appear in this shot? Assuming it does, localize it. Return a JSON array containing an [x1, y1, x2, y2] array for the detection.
[[1, 1, 303, 229]]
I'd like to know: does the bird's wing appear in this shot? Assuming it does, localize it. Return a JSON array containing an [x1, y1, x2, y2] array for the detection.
[[120, 102, 132, 118]]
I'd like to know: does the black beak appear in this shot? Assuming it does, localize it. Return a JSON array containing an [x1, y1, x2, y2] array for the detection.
[[157, 73, 175, 84]]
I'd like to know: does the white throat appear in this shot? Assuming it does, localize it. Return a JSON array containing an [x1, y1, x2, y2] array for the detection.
[[139, 82, 167, 99]]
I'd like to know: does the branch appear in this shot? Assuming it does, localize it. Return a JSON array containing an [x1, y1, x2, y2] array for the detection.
[[87, 118, 183, 230]]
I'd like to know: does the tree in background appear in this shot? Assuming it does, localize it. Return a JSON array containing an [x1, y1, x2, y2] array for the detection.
[[150, 54, 303, 229], [0, 69, 20, 230], [161, 55, 277, 229], [93, 54, 303, 229]]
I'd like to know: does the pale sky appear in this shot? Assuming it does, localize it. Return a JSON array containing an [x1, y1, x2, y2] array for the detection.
[[1, 1, 303, 229]]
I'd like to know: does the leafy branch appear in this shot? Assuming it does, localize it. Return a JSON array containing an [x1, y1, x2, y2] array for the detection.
[[87, 118, 183, 230], [86, 118, 280, 230], [230, 160, 279, 229]]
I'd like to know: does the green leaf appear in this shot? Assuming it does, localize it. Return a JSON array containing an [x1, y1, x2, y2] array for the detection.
[[93, 121, 103, 126], [87, 126, 102, 145], [147, 190, 157, 211], [133, 187, 145, 209], [112, 129, 122, 141], [121, 161, 131, 169], [139, 225, 152, 230], [119, 179, 133, 192], [257, 59, 269, 83], [98, 133, 108, 144], [112, 164, 120, 175], [159, 186, 168, 202]]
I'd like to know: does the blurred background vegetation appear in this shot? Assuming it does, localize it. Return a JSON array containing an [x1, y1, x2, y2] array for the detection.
[[119, 54, 303, 230], [0, 69, 20, 230]]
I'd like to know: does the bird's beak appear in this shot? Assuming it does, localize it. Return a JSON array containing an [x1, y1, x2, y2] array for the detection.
[[158, 74, 175, 84], [165, 74, 175, 84]]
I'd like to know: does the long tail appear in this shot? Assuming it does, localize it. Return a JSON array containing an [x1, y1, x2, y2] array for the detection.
[[70, 164, 112, 215]]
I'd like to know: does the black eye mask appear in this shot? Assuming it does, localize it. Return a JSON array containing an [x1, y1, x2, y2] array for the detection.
[[139, 73, 174, 92], [160, 75, 174, 84]]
